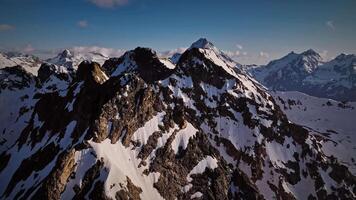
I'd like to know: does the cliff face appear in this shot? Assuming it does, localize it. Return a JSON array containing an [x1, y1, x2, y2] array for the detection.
[[0, 40, 355, 200]]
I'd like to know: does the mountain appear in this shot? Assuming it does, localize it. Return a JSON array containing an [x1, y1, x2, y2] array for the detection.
[[169, 53, 181, 64], [245, 50, 356, 101], [0, 39, 355, 200], [302, 54, 356, 101], [272, 91, 356, 173], [0, 52, 42, 75], [47, 49, 110, 71], [246, 49, 323, 90]]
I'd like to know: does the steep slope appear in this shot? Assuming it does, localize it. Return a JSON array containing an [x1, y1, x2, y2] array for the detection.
[[272, 91, 356, 173], [0, 39, 355, 200], [169, 53, 182, 64], [0, 62, 72, 153], [0, 66, 38, 150], [245, 50, 356, 101]]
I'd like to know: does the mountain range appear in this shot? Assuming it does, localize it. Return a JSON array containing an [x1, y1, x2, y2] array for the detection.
[[0, 38, 355, 200], [244, 49, 356, 101]]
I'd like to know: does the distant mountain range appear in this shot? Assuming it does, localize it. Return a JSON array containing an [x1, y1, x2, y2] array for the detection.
[[0, 52, 42, 75], [0, 48, 111, 75], [2, 44, 355, 102], [243, 49, 356, 101]]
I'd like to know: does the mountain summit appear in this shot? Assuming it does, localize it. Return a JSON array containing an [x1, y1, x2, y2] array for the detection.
[[190, 38, 216, 50]]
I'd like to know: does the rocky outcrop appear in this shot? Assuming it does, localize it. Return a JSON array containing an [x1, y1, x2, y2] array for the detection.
[[103, 47, 175, 83], [116, 177, 143, 200], [3, 142, 60, 197], [37, 63, 70, 83], [76, 61, 108, 84], [31, 149, 76, 200], [0, 65, 37, 91]]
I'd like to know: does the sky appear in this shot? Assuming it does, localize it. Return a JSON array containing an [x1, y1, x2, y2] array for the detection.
[[0, 0, 355, 64]]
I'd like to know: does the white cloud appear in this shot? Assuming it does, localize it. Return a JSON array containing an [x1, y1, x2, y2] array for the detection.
[[223, 50, 241, 58], [326, 20, 335, 31], [259, 51, 269, 58], [89, 0, 129, 8], [69, 46, 126, 57], [0, 24, 15, 31], [242, 52, 247, 56], [78, 20, 88, 28], [318, 50, 330, 61], [159, 47, 187, 58], [236, 44, 243, 50]]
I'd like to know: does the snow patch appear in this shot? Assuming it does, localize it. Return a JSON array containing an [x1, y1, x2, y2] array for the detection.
[[187, 156, 218, 182]]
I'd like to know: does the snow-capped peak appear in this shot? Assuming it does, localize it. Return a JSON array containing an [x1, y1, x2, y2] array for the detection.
[[301, 49, 320, 57], [264, 49, 323, 74], [184, 38, 241, 77], [107, 47, 175, 83], [59, 49, 73, 58], [299, 49, 323, 73], [47, 48, 110, 70], [190, 38, 216, 50]]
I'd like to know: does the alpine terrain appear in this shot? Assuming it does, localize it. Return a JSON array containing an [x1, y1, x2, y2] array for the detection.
[[0, 38, 355, 200], [244, 50, 356, 101]]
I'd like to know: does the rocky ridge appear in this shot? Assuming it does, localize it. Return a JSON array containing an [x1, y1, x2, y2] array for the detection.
[[0, 39, 355, 200]]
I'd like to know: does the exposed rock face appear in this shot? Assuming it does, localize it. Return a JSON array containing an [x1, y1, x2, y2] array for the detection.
[[76, 61, 108, 84], [0, 65, 37, 91], [31, 149, 76, 200], [37, 63, 70, 83], [132, 47, 175, 83], [103, 47, 175, 83], [0, 39, 355, 200], [116, 177, 143, 200]]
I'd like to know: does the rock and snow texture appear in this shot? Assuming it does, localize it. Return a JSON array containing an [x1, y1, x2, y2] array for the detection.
[[0, 52, 42, 75], [46, 49, 113, 71], [245, 50, 356, 101], [0, 38, 355, 200], [273, 91, 356, 173]]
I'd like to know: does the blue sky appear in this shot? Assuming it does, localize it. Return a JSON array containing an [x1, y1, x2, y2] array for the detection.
[[0, 0, 355, 64]]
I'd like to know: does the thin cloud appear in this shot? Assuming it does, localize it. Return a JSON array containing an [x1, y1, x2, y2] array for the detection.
[[259, 51, 269, 58], [223, 50, 249, 58], [28, 46, 126, 59], [159, 47, 187, 58], [326, 20, 335, 31], [70, 46, 126, 57], [89, 0, 129, 8], [236, 44, 243, 50], [0, 24, 15, 31], [78, 20, 88, 28], [319, 50, 330, 61], [223, 50, 240, 58]]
